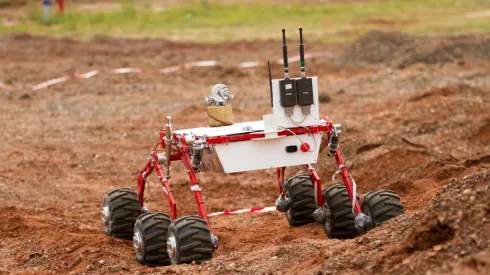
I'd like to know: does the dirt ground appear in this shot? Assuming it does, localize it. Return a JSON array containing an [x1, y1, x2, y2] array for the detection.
[[0, 31, 489, 274]]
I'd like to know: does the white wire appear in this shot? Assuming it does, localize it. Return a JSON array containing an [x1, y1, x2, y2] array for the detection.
[[351, 178, 357, 214], [277, 126, 317, 152], [283, 116, 318, 152], [287, 114, 307, 125]]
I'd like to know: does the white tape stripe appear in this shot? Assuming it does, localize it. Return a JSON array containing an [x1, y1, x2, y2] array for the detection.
[[32, 76, 69, 91], [160, 66, 181, 74], [208, 212, 224, 217], [257, 206, 277, 212], [196, 60, 218, 67], [207, 206, 276, 217], [74, 70, 99, 79], [238, 61, 262, 68], [109, 68, 142, 74]]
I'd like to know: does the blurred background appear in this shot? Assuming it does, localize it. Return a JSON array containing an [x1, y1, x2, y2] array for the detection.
[[1, 0, 489, 42]]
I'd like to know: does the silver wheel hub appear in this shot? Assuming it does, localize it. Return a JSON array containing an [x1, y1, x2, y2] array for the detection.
[[167, 234, 177, 263], [133, 231, 143, 254], [101, 206, 111, 228]]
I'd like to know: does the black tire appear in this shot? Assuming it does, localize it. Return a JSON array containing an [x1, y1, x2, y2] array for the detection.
[[322, 184, 359, 239], [284, 173, 317, 226], [133, 212, 172, 266], [361, 190, 404, 226], [167, 216, 213, 264], [102, 188, 141, 239]]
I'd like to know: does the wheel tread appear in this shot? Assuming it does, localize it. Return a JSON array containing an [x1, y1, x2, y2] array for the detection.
[[169, 216, 213, 264], [361, 189, 404, 227], [284, 174, 317, 227], [134, 212, 171, 266], [322, 184, 359, 239]]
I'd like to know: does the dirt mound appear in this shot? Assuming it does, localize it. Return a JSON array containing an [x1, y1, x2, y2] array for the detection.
[[398, 36, 490, 68], [375, 169, 490, 274], [408, 84, 488, 102], [341, 31, 490, 67], [341, 30, 418, 64]]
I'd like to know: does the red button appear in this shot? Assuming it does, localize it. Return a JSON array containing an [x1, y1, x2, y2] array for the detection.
[[300, 143, 310, 152]]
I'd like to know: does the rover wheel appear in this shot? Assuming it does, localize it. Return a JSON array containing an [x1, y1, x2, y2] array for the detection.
[[102, 188, 141, 239], [284, 173, 317, 226], [322, 184, 359, 239], [134, 212, 172, 266], [167, 216, 213, 264], [361, 190, 404, 226]]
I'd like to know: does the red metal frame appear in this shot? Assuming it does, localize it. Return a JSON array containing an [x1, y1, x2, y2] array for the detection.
[[136, 117, 362, 246]]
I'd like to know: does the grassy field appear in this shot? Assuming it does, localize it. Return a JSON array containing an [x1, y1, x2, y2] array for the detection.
[[1, 0, 489, 42]]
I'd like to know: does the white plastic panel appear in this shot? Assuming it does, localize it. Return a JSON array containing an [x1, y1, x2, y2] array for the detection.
[[174, 120, 265, 137], [271, 76, 320, 128], [214, 133, 322, 173]]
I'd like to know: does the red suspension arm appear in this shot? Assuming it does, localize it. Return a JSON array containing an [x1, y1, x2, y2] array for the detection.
[[136, 153, 178, 219], [176, 134, 213, 231], [334, 147, 362, 214]]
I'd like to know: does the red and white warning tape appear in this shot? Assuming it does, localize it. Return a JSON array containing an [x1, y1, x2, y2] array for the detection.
[[208, 206, 276, 217], [31, 52, 330, 91], [32, 76, 70, 91]]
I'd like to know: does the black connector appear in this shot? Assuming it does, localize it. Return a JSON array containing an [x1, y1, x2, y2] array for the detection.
[[296, 77, 313, 106], [279, 78, 297, 107], [286, 145, 298, 153]]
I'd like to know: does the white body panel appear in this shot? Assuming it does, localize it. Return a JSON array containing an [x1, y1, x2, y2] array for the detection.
[[271, 76, 320, 128], [214, 133, 322, 173], [175, 120, 265, 137]]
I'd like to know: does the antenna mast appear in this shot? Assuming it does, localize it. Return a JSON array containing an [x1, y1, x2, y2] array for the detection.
[[299, 27, 306, 78], [282, 29, 289, 79]]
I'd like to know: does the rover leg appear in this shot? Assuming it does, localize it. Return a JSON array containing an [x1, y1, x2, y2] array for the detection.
[[177, 135, 218, 251], [136, 153, 178, 219], [137, 158, 153, 212], [332, 148, 361, 214], [275, 167, 291, 212], [303, 164, 329, 223], [333, 147, 374, 232]]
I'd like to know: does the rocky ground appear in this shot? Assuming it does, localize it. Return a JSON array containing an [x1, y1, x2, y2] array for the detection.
[[0, 31, 489, 274]]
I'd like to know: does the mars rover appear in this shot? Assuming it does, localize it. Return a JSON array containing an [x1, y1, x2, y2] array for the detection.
[[101, 28, 404, 266]]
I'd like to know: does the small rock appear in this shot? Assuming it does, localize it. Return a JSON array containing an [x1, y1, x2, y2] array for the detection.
[[462, 188, 472, 195], [271, 256, 278, 260], [98, 260, 105, 264], [402, 258, 411, 265], [448, 178, 458, 185], [20, 93, 32, 100], [433, 244, 443, 251], [457, 211, 464, 222]]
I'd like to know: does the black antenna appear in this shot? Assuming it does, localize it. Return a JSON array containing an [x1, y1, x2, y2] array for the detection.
[[282, 29, 289, 79], [299, 27, 306, 78], [268, 61, 273, 107]]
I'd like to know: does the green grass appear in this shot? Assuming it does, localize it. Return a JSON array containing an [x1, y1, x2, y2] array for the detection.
[[1, 0, 489, 42]]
